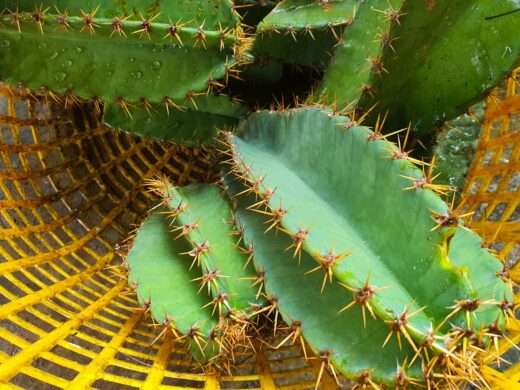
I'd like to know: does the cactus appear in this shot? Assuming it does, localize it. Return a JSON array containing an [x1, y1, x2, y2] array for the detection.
[[434, 104, 485, 193], [163, 182, 261, 315], [103, 95, 247, 144], [220, 107, 512, 386], [226, 173, 422, 386], [1, 1, 518, 387], [126, 208, 219, 362], [0, 1, 242, 105], [0, 1, 240, 30], [318, 0, 520, 134], [253, 0, 357, 67], [126, 181, 262, 365]]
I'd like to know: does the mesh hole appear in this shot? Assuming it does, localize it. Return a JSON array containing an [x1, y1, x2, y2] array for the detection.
[[16, 310, 56, 333], [486, 175, 502, 193], [488, 202, 508, 221], [32, 357, 79, 381], [0, 318, 39, 343], [161, 377, 205, 388], [507, 172, 520, 192], [50, 345, 92, 365], [92, 379, 139, 390], [104, 365, 147, 381], [11, 372, 61, 390], [221, 379, 261, 389]]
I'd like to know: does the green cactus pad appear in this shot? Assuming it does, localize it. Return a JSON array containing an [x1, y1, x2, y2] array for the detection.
[[227, 108, 504, 342], [319, 0, 520, 134], [126, 208, 218, 361], [448, 227, 513, 329], [0, 12, 237, 103], [253, 0, 358, 67], [226, 173, 422, 386], [165, 183, 261, 314], [1, 0, 239, 30], [434, 105, 484, 193], [317, 0, 403, 105], [103, 95, 247, 144]]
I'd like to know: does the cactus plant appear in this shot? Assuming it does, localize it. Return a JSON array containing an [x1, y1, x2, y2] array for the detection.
[[219, 107, 513, 386], [1, 0, 519, 387], [318, 0, 520, 134], [253, 0, 357, 67], [0, 1, 243, 105], [126, 181, 262, 364], [103, 95, 247, 144]]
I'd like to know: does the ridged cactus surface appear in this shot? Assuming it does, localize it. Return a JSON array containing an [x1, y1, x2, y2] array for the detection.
[[126, 180, 262, 364], [253, 0, 358, 67], [103, 95, 247, 144], [220, 107, 513, 386], [319, 0, 520, 133], [0, 1, 240, 104], [126, 208, 219, 361]]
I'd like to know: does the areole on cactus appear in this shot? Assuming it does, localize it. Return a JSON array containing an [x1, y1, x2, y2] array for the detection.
[[0, 0, 518, 388]]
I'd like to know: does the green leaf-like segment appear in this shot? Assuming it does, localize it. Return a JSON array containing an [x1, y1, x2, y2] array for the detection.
[[226, 108, 510, 344], [126, 208, 218, 361], [165, 183, 261, 315], [434, 105, 484, 193], [319, 0, 520, 134], [253, 0, 358, 67], [226, 173, 422, 386], [317, 0, 403, 105], [0, 0, 239, 30], [448, 227, 513, 329], [0, 6, 238, 104], [103, 95, 247, 144]]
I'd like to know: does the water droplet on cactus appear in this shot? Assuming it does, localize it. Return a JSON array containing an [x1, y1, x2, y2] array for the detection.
[[129, 57, 135, 63], [55, 72, 67, 81], [63, 60, 73, 68], [49, 51, 59, 60], [75, 47, 83, 53], [132, 71, 143, 80], [1, 40, 11, 48], [152, 61, 162, 70], [38, 42, 47, 49]]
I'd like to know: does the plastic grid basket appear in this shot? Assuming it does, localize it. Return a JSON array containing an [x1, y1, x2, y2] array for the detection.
[[0, 71, 518, 388]]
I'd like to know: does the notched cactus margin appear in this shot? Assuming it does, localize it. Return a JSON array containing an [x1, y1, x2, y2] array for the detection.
[[0, 4, 248, 109], [124, 208, 219, 362], [143, 178, 264, 363], [224, 171, 423, 387], [103, 94, 247, 144], [163, 182, 262, 316], [319, 0, 520, 134], [221, 107, 512, 356], [317, 0, 404, 108], [0, 0, 241, 31], [253, 0, 358, 67]]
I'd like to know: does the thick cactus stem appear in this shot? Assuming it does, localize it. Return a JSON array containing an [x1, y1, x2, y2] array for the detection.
[[125, 208, 218, 362], [103, 95, 247, 144], [253, 0, 358, 67], [0, 6, 242, 105], [225, 107, 510, 344]]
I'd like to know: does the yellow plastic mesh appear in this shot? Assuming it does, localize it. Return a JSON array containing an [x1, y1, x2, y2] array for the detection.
[[0, 68, 519, 388], [462, 69, 520, 388], [0, 87, 338, 389]]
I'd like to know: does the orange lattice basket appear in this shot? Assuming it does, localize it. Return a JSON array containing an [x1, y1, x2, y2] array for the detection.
[[0, 69, 518, 388]]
